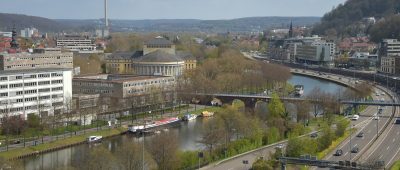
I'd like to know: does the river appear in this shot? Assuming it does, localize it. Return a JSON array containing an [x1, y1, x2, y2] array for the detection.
[[20, 74, 348, 169]]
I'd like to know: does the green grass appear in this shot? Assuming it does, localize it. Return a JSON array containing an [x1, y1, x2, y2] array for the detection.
[[0, 127, 126, 160], [391, 160, 400, 170]]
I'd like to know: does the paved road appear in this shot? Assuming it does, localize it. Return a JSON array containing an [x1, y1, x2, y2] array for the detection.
[[322, 89, 393, 165], [359, 94, 400, 168]]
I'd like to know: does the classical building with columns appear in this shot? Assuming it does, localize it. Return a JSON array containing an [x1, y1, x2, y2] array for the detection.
[[106, 36, 196, 76]]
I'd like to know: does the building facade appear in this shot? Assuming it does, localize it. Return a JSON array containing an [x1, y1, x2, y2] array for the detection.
[[379, 39, 400, 75], [0, 48, 73, 71], [295, 45, 332, 64], [0, 69, 73, 119], [56, 35, 96, 51], [106, 36, 196, 76], [73, 74, 175, 97]]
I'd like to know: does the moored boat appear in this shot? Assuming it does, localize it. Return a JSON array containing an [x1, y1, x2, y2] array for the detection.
[[294, 85, 304, 96], [182, 114, 198, 121], [128, 117, 180, 133], [201, 111, 214, 117]]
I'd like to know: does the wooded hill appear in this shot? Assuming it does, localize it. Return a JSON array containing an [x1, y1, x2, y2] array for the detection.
[[313, 0, 400, 40]]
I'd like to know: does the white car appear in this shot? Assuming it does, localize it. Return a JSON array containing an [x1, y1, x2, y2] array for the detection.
[[380, 98, 385, 102], [374, 115, 379, 120], [275, 144, 284, 149], [352, 115, 360, 121]]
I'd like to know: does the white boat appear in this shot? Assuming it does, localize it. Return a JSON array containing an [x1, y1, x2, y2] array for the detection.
[[128, 117, 180, 133], [294, 85, 304, 96], [182, 114, 198, 121], [87, 136, 102, 143]]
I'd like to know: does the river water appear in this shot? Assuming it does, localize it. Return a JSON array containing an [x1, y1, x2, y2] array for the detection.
[[20, 75, 347, 169]]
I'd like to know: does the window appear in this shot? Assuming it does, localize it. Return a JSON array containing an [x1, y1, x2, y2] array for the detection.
[[38, 81, 50, 85], [0, 85, 7, 89], [52, 87, 63, 91], [24, 82, 37, 86], [0, 93, 8, 97], [10, 83, 23, 88], [38, 74, 50, 78], [39, 88, 50, 93], [0, 77, 7, 81]]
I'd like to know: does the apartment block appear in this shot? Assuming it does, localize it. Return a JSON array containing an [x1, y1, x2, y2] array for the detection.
[[0, 48, 73, 71], [0, 68, 73, 119]]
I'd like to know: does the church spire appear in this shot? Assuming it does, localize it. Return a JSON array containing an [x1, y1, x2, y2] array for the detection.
[[10, 25, 19, 49], [289, 20, 293, 38]]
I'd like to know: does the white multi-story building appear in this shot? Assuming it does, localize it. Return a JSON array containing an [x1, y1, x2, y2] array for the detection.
[[0, 68, 73, 119], [20, 27, 39, 38], [56, 35, 96, 51], [312, 41, 336, 59]]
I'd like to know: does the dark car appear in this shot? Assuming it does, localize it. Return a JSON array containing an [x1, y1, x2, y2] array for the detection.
[[335, 149, 343, 156], [356, 132, 364, 138], [395, 118, 400, 124], [351, 147, 359, 153], [310, 133, 318, 138]]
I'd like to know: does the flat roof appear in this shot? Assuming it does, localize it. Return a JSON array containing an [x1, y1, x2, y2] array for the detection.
[[0, 68, 73, 76], [73, 74, 174, 83]]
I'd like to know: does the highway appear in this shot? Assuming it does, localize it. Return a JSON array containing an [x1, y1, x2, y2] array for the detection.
[[359, 93, 400, 168], [322, 88, 394, 166]]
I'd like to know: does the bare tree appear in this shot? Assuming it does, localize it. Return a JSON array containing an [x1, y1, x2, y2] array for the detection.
[[146, 132, 180, 170]]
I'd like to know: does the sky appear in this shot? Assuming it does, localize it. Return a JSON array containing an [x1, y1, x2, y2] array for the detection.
[[1, 0, 346, 20]]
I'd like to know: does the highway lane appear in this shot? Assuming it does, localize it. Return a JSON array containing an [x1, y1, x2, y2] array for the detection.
[[360, 93, 400, 168], [315, 88, 393, 170]]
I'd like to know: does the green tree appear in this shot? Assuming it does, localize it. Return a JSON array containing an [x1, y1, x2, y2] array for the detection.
[[252, 159, 272, 170], [268, 93, 285, 118], [336, 119, 350, 137]]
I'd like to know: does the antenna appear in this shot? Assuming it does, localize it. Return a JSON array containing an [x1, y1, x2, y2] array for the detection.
[[105, 0, 108, 28]]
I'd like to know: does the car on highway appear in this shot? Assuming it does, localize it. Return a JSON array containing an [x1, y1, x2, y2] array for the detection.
[[334, 149, 343, 156], [380, 98, 385, 102], [395, 118, 400, 124], [352, 115, 360, 121], [310, 133, 318, 138], [275, 144, 284, 149], [351, 147, 359, 153], [356, 132, 364, 138], [373, 115, 379, 120]]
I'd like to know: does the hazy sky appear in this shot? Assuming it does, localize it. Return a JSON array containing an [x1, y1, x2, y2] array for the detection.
[[2, 0, 346, 20]]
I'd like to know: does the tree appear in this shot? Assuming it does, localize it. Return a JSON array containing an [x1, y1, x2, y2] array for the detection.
[[296, 100, 311, 124], [116, 142, 156, 170], [252, 159, 272, 170], [199, 116, 226, 156], [336, 119, 350, 137], [268, 93, 285, 118], [87, 146, 116, 170], [146, 132, 180, 170]]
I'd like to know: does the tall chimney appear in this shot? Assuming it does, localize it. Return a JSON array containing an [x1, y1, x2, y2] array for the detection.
[[105, 0, 108, 27]]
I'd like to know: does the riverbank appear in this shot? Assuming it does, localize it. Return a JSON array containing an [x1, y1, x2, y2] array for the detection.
[[0, 127, 126, 160]]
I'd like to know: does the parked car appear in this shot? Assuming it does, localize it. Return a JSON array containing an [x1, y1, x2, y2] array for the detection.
[[335, 149, 343, 156], [352, 115, 360, 121], [351, 147, 359, 153], [357, 132, 364, 138], [310, 133, 318, 138]]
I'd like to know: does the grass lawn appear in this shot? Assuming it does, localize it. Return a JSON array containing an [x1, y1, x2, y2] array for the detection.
[[391, 160, 400, 170], [0, 127, 126, 160]]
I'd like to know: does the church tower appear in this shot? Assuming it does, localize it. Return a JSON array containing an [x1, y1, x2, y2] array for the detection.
[[10, 25, 19, 49], [288, 20, 293, 38]]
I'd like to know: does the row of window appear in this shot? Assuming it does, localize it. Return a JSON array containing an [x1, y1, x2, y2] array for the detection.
[[123, 79, 175, 87], [6, 62, 72, 69], [0, 72, 64, 82]]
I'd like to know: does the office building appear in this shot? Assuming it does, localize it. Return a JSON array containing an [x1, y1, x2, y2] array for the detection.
[[0, 68, 73, 119], [0, 48, 73, 71]]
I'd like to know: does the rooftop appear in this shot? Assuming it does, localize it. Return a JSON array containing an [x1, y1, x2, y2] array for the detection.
[[73, 74, 173, 83], [139, 50, 183, 62], [145, 36, 173, 46], [0, 68, 73, 75]]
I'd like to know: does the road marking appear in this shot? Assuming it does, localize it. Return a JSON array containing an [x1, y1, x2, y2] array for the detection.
[[393, 138, 396, 143], [387, 146, 390, 150], [343, 152, 348, 157], [379, 155, 383, 159]]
